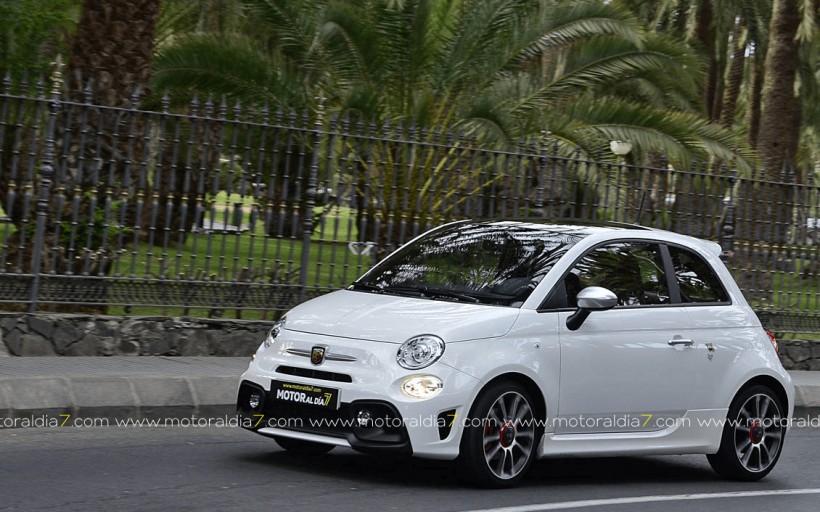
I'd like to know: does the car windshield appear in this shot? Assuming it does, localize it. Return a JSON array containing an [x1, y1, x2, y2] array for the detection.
[[351, 221, 589, 307]]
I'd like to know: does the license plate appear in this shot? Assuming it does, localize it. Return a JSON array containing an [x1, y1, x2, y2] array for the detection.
[[270, 380, 339, 409]]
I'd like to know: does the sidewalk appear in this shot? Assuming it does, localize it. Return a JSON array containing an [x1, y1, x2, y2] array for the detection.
[[1, 357, 819, 421]]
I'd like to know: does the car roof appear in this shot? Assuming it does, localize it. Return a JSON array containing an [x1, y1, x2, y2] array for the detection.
[[456, 218, 722, 257], [462, 218, 652, 236]]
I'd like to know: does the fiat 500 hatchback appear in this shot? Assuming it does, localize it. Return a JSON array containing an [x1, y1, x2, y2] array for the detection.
[[237, 220, 793, 487]]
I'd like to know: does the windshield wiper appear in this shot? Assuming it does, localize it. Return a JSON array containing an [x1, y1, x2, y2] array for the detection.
[[349, 282, 384, 293], [383, 285, 481, 303]]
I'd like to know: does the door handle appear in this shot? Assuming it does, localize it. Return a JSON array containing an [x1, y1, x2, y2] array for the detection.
[[667, 338, 694, 347]]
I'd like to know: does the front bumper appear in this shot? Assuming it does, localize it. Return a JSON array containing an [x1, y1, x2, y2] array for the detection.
[[238, 380, 414, 454], [236, 330, 480, 459]]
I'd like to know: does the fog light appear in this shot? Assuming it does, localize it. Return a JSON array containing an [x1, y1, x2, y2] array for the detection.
[[400, 375, 443, 399], [356, 408, 373, 427], [248, 392, 262, 410]]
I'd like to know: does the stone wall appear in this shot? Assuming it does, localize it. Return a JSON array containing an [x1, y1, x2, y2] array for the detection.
[[0, 313, 270, 357], [780, 340, 820, 371]]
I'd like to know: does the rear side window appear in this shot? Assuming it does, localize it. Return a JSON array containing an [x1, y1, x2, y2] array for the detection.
[[669, 246, 729, 303]]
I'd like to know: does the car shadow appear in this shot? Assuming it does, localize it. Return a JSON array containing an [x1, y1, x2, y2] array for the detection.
[[237, 448, 719, 489], [525, 455, 716, 486]]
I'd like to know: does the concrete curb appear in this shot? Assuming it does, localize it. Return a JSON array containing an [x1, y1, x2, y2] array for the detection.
[[0, 357, 247, 423], [791, 371, 820, 419]]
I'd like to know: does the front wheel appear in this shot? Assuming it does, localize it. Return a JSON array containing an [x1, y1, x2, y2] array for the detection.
[[274, 436, 334, 455], [707, 385, 786, 481], [459, 382, 540, 488]]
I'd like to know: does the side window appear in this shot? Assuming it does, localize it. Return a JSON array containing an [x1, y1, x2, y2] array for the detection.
[[669, 246, 729, 303], [568, 242, 669, 307]]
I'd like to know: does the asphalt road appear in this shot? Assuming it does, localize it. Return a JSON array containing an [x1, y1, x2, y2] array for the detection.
[[1, 425, 818, 512]]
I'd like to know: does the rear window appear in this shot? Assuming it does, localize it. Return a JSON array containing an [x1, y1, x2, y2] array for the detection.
[[669, 246, 729, 303]]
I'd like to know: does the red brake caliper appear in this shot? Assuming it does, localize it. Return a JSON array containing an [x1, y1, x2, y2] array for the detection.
[[749, 419, 762, 444], [499, 421, 515, 448]]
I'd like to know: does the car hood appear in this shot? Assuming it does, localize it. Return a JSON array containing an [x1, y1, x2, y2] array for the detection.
[[284, 289, 519, 343]]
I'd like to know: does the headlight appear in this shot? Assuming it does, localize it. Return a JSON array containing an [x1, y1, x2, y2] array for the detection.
[[396, 335, 444, 370], [263, 317, 286, 349], [400, 375, 444, 399]]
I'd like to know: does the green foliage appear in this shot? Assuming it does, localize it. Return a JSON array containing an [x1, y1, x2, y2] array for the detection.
[[0, 0, 76, 75], [152, 0, 750, 169], [57, 198, 131, 251]]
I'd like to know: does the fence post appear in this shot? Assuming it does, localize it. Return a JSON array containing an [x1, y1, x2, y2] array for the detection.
[[27, 59, 63, 313], [299, 98, 324, 301]]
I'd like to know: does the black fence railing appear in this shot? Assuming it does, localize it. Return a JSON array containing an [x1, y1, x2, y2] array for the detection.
[[0, 74, 818, 333]]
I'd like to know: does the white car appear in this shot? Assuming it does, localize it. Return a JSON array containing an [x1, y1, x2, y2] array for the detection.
[[237, 220, 793, 487]]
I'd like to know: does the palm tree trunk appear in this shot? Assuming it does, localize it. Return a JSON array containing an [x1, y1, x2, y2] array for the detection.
[[719, 18, 746, 129], [732, 0, 801, 302], [695, 0, 719, 119], [54, 0, 161, 311], [67, 0, 159, 106], [752, 0, 800, 243], [757, 0, 800, 179], [746, 50, 764, 149]]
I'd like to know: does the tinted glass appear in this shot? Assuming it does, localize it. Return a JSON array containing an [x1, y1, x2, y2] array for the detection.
[[669, 246, 729, 303], [353, 222, 588, 306], [568, 242, 669, 306]]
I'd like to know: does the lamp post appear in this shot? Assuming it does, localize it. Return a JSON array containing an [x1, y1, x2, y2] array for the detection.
[[720, 171, 737, 261], [609, 140, 634, 222]]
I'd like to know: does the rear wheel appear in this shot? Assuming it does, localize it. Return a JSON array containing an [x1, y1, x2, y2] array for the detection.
[[274, 436, 334, 455], [459, 382, 539, 488], [707, 385, 785, 481]]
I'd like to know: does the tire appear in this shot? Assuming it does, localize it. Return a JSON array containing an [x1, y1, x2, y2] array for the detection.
[[274, 436, 335, 455], [459, 381, 540, 488], [707, 385, 786, 481]]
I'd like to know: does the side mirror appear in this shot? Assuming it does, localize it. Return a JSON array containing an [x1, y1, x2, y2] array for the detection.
[[566, 286, 617, 331]]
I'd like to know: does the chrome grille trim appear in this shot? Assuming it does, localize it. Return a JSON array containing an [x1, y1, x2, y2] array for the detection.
[[285, 348, 358, 362]]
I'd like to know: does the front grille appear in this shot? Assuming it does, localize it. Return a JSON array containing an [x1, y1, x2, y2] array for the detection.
[[275, 365, 353, 383], [237, 381, 410, 453]]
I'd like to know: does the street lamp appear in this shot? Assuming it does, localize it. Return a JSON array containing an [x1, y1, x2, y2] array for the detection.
[[609, 140, 632, 157]]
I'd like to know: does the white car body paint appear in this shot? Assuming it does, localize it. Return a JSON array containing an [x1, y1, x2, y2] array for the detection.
[[238, 221, 795, 471]]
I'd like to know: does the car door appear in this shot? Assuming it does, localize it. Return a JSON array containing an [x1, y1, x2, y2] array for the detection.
[[666, 244, 747, 408], [553, 241, 700, 434]]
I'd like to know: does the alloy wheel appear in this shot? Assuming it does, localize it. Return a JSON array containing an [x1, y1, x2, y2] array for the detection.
[[481, 391, 536, 480], [733, 393, 784, 473]]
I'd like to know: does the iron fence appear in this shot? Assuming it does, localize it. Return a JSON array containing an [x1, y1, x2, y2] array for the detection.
[[0, 74, 818, 333]]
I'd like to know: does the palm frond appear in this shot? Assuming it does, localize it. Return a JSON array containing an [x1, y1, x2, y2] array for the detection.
[[152, 35, 301, 107], [516, 0, 645, 61], [510, 51, 694, 115], [565, 98, 754, 171]]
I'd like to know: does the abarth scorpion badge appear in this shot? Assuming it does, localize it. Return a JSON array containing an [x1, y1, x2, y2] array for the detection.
[[311, 346, 326, 366]]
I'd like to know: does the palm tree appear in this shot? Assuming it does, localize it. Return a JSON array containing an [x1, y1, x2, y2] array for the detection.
[[152, 0, 749, 166], [149, 0, 761, 251], [149, 0, 761, 250]]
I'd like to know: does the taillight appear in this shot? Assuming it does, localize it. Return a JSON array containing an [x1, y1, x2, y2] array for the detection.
[[765, 329, 780, 355]]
